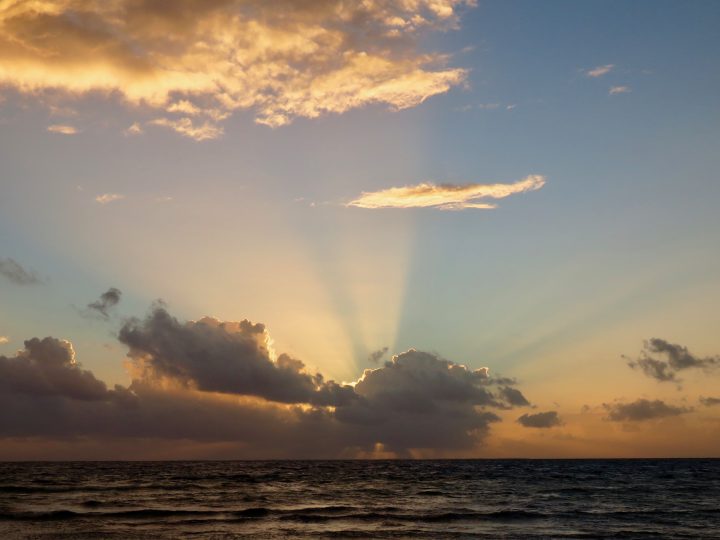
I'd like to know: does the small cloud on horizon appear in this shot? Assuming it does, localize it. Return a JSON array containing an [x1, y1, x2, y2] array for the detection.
[[603, 399, 691, 422], [517, 411, 561, 428]]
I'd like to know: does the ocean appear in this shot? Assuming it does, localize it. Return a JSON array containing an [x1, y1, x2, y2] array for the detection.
[[0, 459, 718, 538]]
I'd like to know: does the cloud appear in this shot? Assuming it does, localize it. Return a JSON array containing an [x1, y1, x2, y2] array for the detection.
[[609, 86, 631, 95], [603, 399, 691, 422], [0, 0, 471, 134], [700, 396, 720, 407], [585, 64, 614, 78], [347, 174, 546, 210], [626, 338, 718, 382], [124, 122, 143, 136], [47, 124, 78, 135], [0, 337, 109, 401], [499, 386, 531, 407], [118, 307, 358, 406], [0, 257, 41, 285], [0, 337, 8, 345], [368, 347, 389, 364], [149, 117, 224, 141], [85, 287, 122, 319], [95, 193, 125, 204], [0, 306, 531, 457], [517, 411, 561, 428]]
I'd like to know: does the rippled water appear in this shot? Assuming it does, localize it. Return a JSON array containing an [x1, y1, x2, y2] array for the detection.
[[1, 460, 718, 538]]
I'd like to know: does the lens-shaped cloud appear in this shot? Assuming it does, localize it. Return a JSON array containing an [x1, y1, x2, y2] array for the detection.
[[347, 174, 546, 210]]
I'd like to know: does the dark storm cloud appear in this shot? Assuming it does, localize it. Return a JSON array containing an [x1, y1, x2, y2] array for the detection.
[[499, 386, 531, 407], [0, 337, 108, 401], [85, 287, 122, 319], [368, 347, 389, 364], [517, 411, 561, 428], [333, 349, 506, 452], [118, 307, 356, 406], [626, 338, 718, 383], [0, 257, 41, 285], [699, 396, 720, 407], [0, 307, 531, 457], [603, 399, 691, 422]]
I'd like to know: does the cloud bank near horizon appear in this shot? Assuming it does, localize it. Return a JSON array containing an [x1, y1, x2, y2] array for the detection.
[[0, 305, 532, 458]]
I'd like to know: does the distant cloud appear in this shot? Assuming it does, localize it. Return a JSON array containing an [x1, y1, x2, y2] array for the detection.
[[0, 258, 41, 285], [0, 1, 472, 136], [149, 118, 223, 141], [368, 347, 389, 364], [603, 399, 691, 422], [626, 338, 718, 383], [500, 386, 531, 407], [700, 396, 720, 407], [585, 64, 614, 78], [347, 174, 546, 210], [609, 86, 631, 95], [0, 337, 8, 345], [517, 411, 561, 428], [124, 122, 143, 136], [47, 124, 78, 135], [95, 193, 125, 205], [85, 288, 122, 320]]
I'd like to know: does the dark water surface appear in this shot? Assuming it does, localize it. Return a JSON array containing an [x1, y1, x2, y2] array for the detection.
[[0, 460, 718, 538]]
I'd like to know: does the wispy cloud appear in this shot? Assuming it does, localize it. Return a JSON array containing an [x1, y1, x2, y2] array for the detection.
[[347, 175, 546, 210], [626, 338, 718, 383], [150, 118, 223, 141], [95, 193, 125, 205], [609, 85, 631, 95], [585, 64, 614, 78], [84, 288, 122, 320], [0, 1, 472, 135], [124, 123, 143, 136], [0, 258, 41, 285], [603, 399, 691, 422], [47, 124, 78, 135]]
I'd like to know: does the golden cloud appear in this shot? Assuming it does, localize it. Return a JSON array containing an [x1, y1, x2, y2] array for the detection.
[[95, 193, 125, 204], [0, 0, 472, 136], [347, 174, 546, 210], [46, 124, 78, 134]]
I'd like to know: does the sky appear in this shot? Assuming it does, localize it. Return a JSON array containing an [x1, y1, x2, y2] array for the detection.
[[1, 0, 719, 459]]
